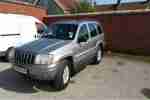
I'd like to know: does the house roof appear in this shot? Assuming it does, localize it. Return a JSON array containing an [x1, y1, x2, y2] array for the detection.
[[54, 0, 79, 13]]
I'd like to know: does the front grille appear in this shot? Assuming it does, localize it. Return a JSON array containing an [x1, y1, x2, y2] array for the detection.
[[15, 49, 35, 65]]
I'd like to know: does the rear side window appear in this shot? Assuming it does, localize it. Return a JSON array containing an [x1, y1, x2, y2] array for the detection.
[[97, 24, 102, 34], [88, 23, 98, 37]]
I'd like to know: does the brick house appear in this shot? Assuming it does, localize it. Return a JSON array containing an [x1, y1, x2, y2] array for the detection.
[[0, 0, 47, 20], [0, 0, 80, 20], [32, 0, 80, 14], [1, 0, 80, 14]]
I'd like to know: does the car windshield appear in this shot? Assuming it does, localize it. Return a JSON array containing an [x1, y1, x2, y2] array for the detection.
[[43, 23, 78, 40]]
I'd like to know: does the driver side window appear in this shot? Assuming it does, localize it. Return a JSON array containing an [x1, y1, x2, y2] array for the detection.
[[78, 24, 89, 42]]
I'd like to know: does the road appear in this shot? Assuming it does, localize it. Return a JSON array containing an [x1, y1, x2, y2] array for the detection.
[[0, 53, 150, 100]]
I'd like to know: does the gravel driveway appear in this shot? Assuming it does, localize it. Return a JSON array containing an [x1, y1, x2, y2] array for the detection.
[[0, 53, 150, 100]]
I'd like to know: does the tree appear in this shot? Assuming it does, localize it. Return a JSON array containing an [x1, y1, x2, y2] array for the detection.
[[70, 0, 96, 14], [146, 0, 150, 9]]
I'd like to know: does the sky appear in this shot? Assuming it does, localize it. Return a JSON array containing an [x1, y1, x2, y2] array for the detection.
[[96, 0, 146, 5]]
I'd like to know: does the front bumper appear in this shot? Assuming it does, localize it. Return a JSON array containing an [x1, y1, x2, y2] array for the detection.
[[13, 63, 61, 81]]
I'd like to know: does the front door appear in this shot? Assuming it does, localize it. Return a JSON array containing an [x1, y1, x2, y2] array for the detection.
[[74, 24, 90, 67]]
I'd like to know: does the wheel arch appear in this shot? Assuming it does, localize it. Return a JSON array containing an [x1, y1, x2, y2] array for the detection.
[[96, 42, 104, 56], [62, 56, 75, 76]]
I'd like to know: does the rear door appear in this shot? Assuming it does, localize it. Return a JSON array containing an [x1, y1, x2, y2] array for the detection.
[[97, 23, 104, 43], [87, 23, 99, 57]]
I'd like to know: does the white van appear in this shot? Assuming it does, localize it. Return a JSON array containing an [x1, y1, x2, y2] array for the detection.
[[0, 13, 48, 57]]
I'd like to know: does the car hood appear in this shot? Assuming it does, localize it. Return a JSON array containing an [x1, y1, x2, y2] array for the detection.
[[17, 38, 71, 54]]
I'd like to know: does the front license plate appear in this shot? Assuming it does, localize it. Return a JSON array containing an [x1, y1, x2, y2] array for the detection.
[[14, 66, 27, 74]]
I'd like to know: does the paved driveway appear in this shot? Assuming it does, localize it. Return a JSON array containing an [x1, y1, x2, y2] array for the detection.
[[0, 53, 150, 100]]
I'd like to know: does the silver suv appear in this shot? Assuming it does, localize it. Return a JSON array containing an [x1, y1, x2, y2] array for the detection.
[[9, 20, 105, 90]]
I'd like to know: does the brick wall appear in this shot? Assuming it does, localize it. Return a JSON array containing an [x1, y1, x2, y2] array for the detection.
[[0, 2, 47, 20], [44, 10, 150, 55]]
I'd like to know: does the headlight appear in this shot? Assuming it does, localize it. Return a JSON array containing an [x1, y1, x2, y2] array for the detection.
[[34, 54, 53, 65]]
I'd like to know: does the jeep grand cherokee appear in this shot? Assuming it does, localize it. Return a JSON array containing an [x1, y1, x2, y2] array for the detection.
[[9, 20, 105, 90]]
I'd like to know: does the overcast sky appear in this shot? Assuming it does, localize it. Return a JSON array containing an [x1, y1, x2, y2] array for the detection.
[[96, 0, 146, 5]]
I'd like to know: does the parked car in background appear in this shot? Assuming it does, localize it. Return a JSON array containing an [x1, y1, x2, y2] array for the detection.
[[9, 20, 105, 90], [0, 13, 48, 59]]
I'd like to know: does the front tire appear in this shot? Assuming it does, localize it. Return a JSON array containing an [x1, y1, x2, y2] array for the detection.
[[53, 60, 71, 90]]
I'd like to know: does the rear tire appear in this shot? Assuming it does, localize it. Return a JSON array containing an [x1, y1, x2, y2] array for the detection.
[[52, 60, 71, 90], [93, 46, 103, 64]]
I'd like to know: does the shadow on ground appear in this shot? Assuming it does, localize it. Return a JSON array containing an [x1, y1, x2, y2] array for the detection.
[[0, 57, 7, 63], [0, 68, 62, 93], [141, 88, 150, 99], [0, 68, 38, 93], [0, 66, 82, 94]]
